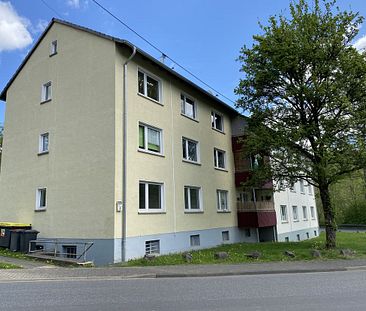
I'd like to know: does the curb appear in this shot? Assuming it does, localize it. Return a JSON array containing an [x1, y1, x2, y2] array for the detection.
[[154, 268, 348, 278]]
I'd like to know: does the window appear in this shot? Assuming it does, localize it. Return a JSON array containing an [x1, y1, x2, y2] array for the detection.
[[290, 183, 296, 192], [190, 234, 200, 247], [306, 232, 310, 239], [36, 188, 47, 210], [299, 180, 305, 193], [39, 133, 49, 154], [302, 206, 308, 220], [280, 205, 288, 222], [297, 234, 301, 241], [308, 183, 313, 195], [222, 231, 230, 241], [145, 240, 160, 255], [181, 94, 196, 119], [217, 190, 229, 212], [63, 245, 76, 258], [139, 124, 162, 154], [211, 111, 223, 131], [184, 186, 201, 211], [285, 237, 289, 242], [310, 206, 316, 219], [292, 206, 298, 221], [214, 148, 226, 169], [314, 230, 317, 236], [41, 82, 52, 102], [182, 137, 199, 163], [138, 70, 160, 102], [50, 40, 57, 56], [139, 182, 163, 211]]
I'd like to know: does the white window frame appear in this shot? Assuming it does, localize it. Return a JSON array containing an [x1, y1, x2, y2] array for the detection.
[[184, 186, 202, 212], [181, 93, 197, 120], [137, 68, 162, 103], [41, 81, 52, 102], [145, 240, 160, 255], [310, 206, 316, 219], [299, 180, 305, 193], [36, 188, 47, 210], [138, 123, 163, 155], [182, 137, 199, 163], [292, 205, 299, 221], [222, 231, 230, 242], [308, 183, 313, 195], [211, 111, 224, 132], [302, 206, 308, 220], [39, 132, 49, 154], [190, 234, 200, 247], [217, 190, 229, 212], [50, 40, 57, 56], [290, 183, 296, 192], [139, 181, 164, 213], [214, 148, 226, 170], [280, 205, 288, 222]]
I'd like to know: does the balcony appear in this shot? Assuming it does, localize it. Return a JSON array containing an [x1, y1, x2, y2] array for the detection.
[[237, 201, 277, 228]]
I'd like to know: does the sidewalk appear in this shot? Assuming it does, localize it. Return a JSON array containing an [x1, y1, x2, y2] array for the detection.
[[1, 259, 366, 281]]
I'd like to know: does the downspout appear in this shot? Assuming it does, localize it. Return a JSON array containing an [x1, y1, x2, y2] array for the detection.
[[122, 45, 136, 262]]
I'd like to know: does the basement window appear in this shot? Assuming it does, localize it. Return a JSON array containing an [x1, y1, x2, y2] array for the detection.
[[190, 234, 200, 247], [222, 231, 230, 241], [145, 240, 160, 255], [63, 245, 77, 258]]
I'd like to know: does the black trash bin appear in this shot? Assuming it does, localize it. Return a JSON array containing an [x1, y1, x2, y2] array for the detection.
[[9, 229, 25, 252], [19, 230, 39, 253], [0, 223, 31, 249]]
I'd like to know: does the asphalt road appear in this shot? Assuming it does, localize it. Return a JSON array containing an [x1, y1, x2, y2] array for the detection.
[[1, 270, 366, 311]]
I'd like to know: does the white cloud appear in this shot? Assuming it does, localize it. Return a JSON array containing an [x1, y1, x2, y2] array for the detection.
[[353, 35, 366, 51], [66, 0, 89, 9], [66, 0, 80, 8], [30, 19, 48, 35], [0, 2, 33, 52]]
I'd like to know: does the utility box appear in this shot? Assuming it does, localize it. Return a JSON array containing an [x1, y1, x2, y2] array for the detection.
[[19, 230, 40, 253], [0, 223, 31, 248]]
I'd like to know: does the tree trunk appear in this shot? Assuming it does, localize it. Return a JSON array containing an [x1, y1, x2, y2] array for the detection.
[[319, 182, 336, 248]]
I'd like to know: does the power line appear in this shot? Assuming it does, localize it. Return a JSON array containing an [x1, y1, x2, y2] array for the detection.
[[90, 0, 237, 106], [40, 0, 63, 18]]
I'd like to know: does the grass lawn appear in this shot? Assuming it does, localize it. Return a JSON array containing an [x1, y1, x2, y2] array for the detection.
[[0, 248, 29, 259], [125, 232, 366, 266], [0, 262, 21, 269]]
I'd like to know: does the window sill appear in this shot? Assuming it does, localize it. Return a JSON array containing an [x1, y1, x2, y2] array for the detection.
[[138, 149, 164, 158], [293, 220, 300, 222], [214, 167, 228, 172], [181, 113, 199, 123], [40, 99, 52, 105], [281, 220, 289, 224], [212, 127, 225, 135], [138, 210, 166, 214], [303, 219, 308, 221], [182, 159, 201, 166], [49, 52, 58, 57], [217, 210, 231, 213], [137, 92, 163, 106], [35, 208, 46, 212], [184, 210, 204, 214], [38, 151, 49, 156]]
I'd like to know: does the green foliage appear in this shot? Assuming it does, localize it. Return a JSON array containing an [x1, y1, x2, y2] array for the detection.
[[0, 262, 21, 269], [343, 200, 366, 224], [235, 0, 366, 247], [122, 232, 366, 266], [317, 170, 366, 224]]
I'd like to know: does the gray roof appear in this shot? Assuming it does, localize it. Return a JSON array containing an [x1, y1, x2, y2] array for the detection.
[[0, 18, 238, 115]]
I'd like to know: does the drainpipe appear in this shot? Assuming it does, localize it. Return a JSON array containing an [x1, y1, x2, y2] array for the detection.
[[122, 45, 136, 262]]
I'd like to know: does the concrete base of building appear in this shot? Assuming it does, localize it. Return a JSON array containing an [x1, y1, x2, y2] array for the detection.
[[277, 227, 319, 242], [35, 226, 259, 266]]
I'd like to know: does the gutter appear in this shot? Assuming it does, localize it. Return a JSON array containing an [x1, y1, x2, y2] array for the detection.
[[122, 46, 136, 262]]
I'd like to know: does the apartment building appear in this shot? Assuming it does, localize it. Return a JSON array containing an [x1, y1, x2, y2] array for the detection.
[[0, 19, 318, 265]]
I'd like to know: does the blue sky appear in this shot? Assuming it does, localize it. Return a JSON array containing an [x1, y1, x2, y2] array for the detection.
[[1, 0, 366, 124]]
